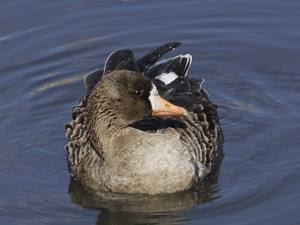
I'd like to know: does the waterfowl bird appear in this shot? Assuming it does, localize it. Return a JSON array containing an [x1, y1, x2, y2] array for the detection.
[[65, 42, 223, 195]]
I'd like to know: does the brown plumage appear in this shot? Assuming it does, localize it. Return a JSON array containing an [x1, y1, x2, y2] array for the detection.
[[65, 42, 223, 195]]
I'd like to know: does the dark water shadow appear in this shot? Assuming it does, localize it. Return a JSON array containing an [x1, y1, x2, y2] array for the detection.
[[68, 168, 221, 225]]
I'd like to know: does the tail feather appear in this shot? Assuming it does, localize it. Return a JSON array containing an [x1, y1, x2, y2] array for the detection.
[[137, 42, 182, 72], [104, 49, 135, 75]]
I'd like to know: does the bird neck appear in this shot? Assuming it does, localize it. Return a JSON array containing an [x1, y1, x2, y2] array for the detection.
[[86, 103, 128, 158]]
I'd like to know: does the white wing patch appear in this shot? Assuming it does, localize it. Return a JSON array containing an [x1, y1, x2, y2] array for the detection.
[[154, 54, 192, 85], [156, 72, 179, 85]]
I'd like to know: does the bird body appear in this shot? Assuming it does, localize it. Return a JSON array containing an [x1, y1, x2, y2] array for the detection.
[[65, 42, 223, 195]]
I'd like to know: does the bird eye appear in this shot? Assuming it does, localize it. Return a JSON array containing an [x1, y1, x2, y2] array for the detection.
[[133, 89, 144, 97]]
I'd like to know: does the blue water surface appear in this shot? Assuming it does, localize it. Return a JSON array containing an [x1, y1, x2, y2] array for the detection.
[[0, 0, 299, 224]]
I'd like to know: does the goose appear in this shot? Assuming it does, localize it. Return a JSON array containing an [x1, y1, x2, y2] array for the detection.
[[65, 42, 223, 195]]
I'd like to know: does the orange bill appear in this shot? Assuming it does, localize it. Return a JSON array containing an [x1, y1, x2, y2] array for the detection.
[[151, 95, 187, 117]]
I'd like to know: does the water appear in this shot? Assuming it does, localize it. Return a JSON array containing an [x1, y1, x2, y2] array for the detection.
[[1, 0, 299, 224]]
